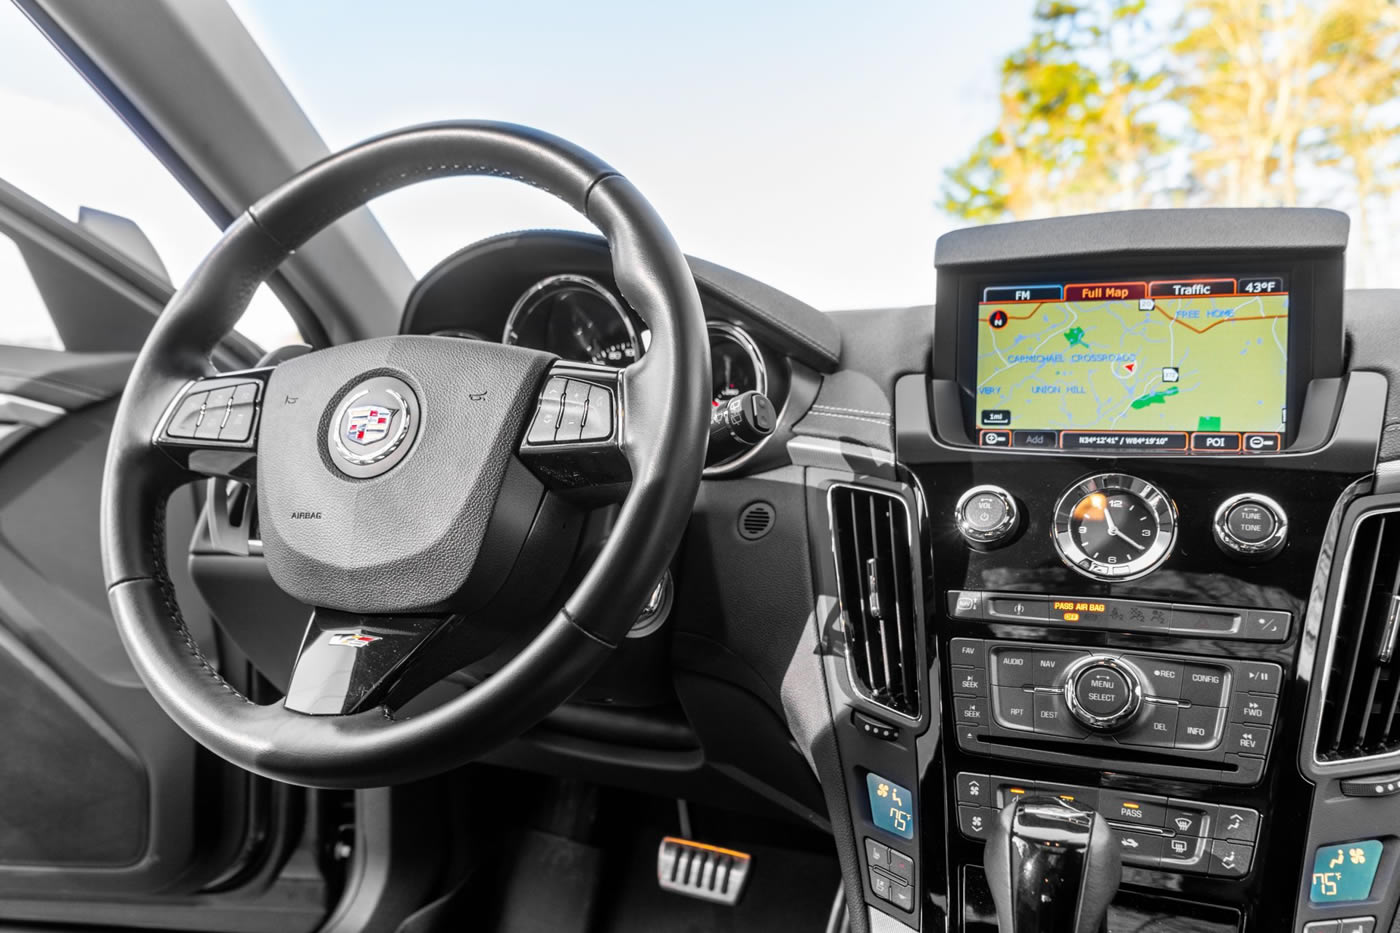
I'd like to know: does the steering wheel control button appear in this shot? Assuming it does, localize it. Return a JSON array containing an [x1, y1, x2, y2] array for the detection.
[[527, 377, 567, 444], [579, 384, 614, 440], [1214, 493, 1288, 560], [556, 379, 591, 442], [220, 382, 260, 442], [954, 485, 1020, 548], [327, 375, 420, 479], [195, 387, 234, 440], [1065, 656, 1142, 730], [167, 391, 207, 438]]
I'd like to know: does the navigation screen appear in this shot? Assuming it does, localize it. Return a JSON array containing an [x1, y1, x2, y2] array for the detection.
[[974, 276, 1289, 453]]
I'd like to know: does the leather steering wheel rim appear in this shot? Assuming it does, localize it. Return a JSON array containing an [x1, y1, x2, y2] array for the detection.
[[100, 122, 710, 788]]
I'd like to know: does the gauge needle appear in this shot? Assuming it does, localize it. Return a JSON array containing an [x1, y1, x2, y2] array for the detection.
[[1102, 508, 1147, 551]]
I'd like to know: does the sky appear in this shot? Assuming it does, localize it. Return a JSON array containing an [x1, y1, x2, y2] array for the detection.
[[0, 0, 1037, 349]]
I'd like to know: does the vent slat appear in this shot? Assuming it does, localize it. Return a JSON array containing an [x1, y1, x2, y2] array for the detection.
[[830, 486, 920, 718], [1318, 508, 1400, 761]]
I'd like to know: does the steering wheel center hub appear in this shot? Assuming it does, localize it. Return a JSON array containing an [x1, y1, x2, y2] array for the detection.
[[327, 374, 421, 477]]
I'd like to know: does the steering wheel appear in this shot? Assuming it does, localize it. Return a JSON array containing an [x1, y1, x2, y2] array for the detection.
[[100, 122, 710, 789]]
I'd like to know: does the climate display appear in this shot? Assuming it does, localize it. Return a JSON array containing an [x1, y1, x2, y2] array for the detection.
[[974, 276, 1288, 453], [866, 772, 915, 840], [1310, 839, 1383, 904]]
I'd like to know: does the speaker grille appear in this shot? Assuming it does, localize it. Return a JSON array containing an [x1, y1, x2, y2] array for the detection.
[[738, 501, 775, 540]]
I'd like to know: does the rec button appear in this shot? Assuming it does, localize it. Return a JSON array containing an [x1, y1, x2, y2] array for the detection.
[[1192, 432, 1242, 452]]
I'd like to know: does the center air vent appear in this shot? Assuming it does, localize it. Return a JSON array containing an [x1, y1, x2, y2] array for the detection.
[[829, 484, 921, 719], [1317, 507, 1400, 762]]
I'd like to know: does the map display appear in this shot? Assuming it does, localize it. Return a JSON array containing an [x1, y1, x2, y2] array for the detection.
[[974, 277, 1289, 453]]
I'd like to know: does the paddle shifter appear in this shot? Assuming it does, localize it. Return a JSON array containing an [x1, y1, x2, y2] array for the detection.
[[984, 796, 1121, 933]]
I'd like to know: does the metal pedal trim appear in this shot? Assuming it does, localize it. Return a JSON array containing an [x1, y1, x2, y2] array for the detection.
[[656, 836, 752, 906]]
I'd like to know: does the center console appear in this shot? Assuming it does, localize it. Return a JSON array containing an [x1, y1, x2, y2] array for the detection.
[[812, 209, 1400, 933]]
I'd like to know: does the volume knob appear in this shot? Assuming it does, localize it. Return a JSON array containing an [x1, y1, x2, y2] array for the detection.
[[1064, 656, 1143, 731], [954, 485, 1020, 549]]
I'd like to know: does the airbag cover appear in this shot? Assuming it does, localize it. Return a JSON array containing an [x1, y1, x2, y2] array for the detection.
[[257, 335, 554, 613]]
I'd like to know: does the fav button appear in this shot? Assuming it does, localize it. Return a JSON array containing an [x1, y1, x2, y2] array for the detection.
[[949, 637, 987, 668]]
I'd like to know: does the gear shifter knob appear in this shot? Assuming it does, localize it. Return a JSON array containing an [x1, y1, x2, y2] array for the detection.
[[983, 795, 1121, 933]]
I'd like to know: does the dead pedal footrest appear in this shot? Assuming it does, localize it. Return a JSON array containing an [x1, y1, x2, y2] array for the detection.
[[657, 836, 752, 905]]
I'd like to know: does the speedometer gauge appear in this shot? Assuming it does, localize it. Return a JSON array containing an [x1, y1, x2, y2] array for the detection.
[[1052, 473, 1177, 581], [708, 322, 766, 408], [503, 274, 640, 367]]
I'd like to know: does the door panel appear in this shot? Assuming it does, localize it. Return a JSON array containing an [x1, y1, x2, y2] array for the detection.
[[0, 350, 241, 894]]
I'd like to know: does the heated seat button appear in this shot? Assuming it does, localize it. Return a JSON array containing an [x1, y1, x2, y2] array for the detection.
[[887, 847, 913, 883], [864, 837, 890, 871]]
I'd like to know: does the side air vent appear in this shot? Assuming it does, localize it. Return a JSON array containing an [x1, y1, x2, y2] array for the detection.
[[829, 484, 921, 719], [1318, 508, 1400, 762]]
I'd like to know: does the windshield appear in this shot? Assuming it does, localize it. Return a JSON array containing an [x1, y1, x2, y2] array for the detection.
[[235, 0, 1400, 300]]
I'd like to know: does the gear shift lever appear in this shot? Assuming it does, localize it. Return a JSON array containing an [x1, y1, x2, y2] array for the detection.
[[983, 795, 1121, 933]]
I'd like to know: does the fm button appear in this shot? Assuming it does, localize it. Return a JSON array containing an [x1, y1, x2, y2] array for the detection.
[[1213, 494, 1288, 561]]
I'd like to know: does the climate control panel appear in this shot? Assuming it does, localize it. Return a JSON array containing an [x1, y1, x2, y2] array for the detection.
[[950, 639, 1283, 784]]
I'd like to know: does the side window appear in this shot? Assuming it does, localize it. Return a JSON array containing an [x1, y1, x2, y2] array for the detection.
[[0, 232, 62, 350], [0, 4, 300, 352]]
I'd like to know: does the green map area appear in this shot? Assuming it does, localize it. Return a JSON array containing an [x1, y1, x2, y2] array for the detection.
[[976, 294, 1289, 433]]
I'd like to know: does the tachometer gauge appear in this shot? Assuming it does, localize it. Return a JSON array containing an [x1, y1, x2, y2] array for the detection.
[[503, 274, 640, 367], [1052, 473, 1177, 581], [708, 322, 766, 408]]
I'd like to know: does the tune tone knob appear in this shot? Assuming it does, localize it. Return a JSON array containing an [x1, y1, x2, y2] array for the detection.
[[954, 485, 1020, 549], [1064, 656, 1143, 731], [1213, 493, 1288, 560]]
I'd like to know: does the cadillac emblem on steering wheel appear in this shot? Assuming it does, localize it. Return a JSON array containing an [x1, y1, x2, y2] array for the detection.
[[327, 375, 421, 478]]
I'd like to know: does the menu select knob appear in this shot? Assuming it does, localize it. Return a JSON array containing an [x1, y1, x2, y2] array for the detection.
[[1065, 656, 1143, 730], [1213, 493, 1288, 561], [955, 485, 1020, 549]]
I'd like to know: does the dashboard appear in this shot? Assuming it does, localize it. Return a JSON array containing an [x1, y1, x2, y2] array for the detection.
[[195, 210, 1400, 933]]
